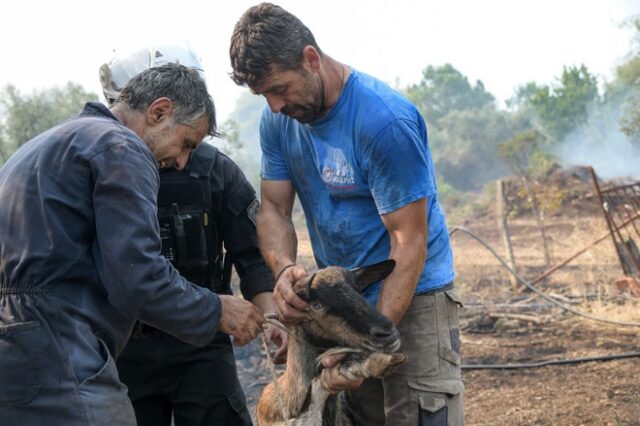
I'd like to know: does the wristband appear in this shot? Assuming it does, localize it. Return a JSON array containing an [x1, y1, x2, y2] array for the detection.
[[275, 263, 296, 283]]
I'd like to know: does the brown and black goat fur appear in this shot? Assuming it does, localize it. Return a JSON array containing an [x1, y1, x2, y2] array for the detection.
[[257, 260, 407, 426]]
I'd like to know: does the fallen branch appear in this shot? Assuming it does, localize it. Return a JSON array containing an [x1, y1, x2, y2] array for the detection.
[[488, 312, 546, 324]]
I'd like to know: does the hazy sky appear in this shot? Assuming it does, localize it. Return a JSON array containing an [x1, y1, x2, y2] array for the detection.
[[1, 0, 638, 121]]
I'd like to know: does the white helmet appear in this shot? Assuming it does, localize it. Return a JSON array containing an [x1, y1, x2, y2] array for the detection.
[[99, 41, 206, 104]]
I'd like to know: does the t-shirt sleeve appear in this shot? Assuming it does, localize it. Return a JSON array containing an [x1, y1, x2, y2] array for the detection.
[[362, 118, 435, 215], [259, 108, 290, 181]]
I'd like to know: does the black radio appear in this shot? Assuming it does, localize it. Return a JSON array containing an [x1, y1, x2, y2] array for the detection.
[[159, 223, 177, 263], [158, 203, 208, 273]]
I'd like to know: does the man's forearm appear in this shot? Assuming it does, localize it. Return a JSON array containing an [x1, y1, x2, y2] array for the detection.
[[251, 291, 278, 315], [376, 198, 428, 325], [376, 240, 426, 325], [257, 206, 298, 276]]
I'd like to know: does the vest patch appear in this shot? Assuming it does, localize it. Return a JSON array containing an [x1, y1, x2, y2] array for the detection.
[[247, 199, 260, 227]]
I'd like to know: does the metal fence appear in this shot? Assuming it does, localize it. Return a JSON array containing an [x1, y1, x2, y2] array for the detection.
[[590, 167, 640, 276]]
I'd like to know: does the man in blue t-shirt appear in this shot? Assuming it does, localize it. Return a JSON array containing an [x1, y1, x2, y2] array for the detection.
[[230, 3, 464, 425]]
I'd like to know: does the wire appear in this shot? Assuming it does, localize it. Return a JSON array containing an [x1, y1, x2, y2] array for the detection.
[[462, 351, 640, 370], [450, 226, 640, 327]]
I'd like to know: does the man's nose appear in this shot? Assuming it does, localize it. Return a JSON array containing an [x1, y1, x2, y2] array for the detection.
[[266, 95, 285, 113], [175, 149, 191, 170]]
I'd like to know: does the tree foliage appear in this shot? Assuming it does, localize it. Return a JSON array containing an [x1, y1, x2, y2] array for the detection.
[[216, 119, 242, 157], [616, 17, 640, 140], [0, 83, 97, 163], [498, 129, 547, 176], [614, 56, 640, 139], [404, 64, 522, 191], [219, 92, 267, 188], [522, 65, 599, 142], [431, 106, 521, 190], [621, 98, 640, 139], [405, 63, 495, 124]]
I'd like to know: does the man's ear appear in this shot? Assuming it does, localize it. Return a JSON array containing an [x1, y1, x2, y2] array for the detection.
[[146, 97, 173, 124], [301, 46, 321, 73]]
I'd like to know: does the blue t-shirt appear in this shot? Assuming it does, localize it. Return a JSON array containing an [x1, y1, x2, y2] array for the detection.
[[260, 69, 454, 304]]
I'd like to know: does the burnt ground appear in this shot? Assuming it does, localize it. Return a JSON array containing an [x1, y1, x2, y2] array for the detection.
[[234, 194, 640, 425], [461, 317, 640, 425], [450, 212, 640, 426]]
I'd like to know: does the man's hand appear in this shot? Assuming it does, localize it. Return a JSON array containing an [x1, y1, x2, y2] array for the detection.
[[273, 265, 312, 323], [320, 353, 364, 394], [218, 295, 265, 346], [263, 323, 288, 364], [250, 291, 289, 363]]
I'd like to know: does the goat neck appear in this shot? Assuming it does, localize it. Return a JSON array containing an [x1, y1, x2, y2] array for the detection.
[[257, 326, 321, 425]]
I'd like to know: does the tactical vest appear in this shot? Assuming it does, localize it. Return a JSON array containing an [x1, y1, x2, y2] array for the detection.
[[156, 144, 231, 294]]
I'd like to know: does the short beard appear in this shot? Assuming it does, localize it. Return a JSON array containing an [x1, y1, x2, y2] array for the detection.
[[281, 73, 325, 123], [143, 121, 173, 166]]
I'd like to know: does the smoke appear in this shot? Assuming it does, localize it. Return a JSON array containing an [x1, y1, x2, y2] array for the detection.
[[555, 91, 640, 180]]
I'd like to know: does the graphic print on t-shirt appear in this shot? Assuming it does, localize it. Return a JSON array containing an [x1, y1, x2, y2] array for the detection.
[[319, 145, 356, 190]]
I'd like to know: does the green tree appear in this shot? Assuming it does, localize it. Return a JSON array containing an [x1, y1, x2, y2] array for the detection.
[[615, 17, 640, 140], [621, 97, 640, 139], [405, 63, 495, 124], [216, 119, 242, 157], [431, 106, 526, 190], [0, 124, 8, 164], [498, 130, 547, 176], [403, 64, 518, 192], [217, 92, 266, 188], [498, 129, 558, 266], [522, 65, 599, 141], [0, 83, 97, 163], [506, 82, 540, 110]]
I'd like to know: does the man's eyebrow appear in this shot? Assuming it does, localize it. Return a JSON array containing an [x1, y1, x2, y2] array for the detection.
[[267, 84, 286, 93], [254, 83, 284, 95]]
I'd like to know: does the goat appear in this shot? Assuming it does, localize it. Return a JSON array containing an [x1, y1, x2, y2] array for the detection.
[[257, 259, 407, 426]]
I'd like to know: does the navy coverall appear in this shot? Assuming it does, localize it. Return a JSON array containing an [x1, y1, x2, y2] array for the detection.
[[0, 103, 220, 426]]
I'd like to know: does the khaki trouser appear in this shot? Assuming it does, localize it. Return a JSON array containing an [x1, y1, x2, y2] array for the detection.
[[345, 287, 465, 426]]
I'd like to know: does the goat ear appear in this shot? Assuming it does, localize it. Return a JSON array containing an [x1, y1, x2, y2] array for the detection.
[[351, 259, 396, 292]]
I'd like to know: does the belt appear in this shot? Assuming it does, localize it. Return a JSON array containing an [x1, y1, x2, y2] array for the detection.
[[416, 282, 454, 296]]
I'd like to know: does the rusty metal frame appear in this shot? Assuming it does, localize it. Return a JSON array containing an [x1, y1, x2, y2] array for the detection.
[[589, 166, 640, 276]]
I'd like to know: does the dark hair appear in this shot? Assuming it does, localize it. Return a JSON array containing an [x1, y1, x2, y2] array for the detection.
[[117, 63, 218, 137], [229, 2, 322, 88]]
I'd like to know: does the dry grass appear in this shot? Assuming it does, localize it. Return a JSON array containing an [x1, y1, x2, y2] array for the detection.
[[452, 208, 640, 425], [585, 298, 640, 323]]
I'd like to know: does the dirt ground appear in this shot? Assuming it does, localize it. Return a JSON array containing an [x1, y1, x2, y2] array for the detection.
[[234, 187, 640, 425], [451, 211, 640, 426]]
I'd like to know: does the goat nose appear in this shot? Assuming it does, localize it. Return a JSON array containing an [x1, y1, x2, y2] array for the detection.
[[371, 326, 395, 340]]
